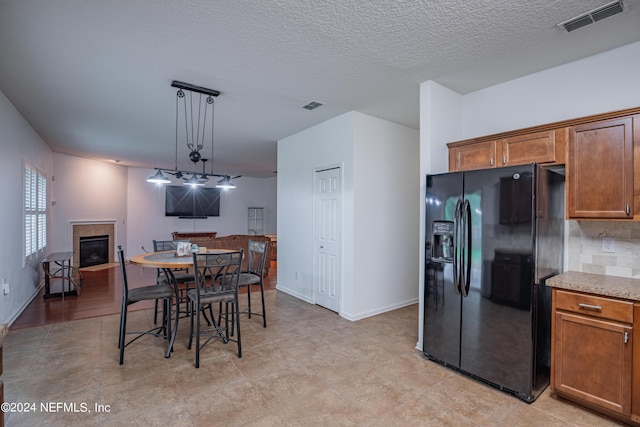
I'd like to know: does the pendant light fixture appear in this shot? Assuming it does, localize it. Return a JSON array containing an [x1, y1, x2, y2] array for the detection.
[[146, 81, 241, 188], [184, 175, 205, 187], [216, 175, 237, 190], [146, 169, 172, 184]]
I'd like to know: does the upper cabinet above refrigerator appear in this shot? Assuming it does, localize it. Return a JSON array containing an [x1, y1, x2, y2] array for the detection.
[[446, 106, 640, 221], [447, 129, 566, 172]]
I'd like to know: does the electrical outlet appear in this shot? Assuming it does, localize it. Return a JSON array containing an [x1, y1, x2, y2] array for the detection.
[[602, 237, 615, 253]]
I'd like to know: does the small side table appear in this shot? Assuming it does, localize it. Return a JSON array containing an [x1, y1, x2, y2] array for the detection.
[[42, 252, 83, 299]]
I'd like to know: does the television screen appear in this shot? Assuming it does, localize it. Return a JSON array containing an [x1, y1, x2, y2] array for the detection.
[[165, 185, 220, 217]]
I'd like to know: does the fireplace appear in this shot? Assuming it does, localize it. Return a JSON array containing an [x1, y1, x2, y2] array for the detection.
[[79, 235, 110, 267], [71, 221, 115, 268]]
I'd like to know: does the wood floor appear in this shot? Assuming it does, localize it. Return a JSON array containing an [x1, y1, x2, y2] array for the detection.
[[10, 260, 277, 330]]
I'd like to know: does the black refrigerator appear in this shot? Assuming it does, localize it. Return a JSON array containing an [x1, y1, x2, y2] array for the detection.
[[423, 164, 564, 402]]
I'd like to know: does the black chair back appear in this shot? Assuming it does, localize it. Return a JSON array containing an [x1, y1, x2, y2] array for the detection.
[[192, 251, 243, 299], [117, 245, 129, 303], [246, 240, 268, 276]]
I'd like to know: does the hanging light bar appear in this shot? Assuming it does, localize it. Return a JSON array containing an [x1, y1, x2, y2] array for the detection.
[[146, 80, 240, 189], [171, 80, 220, 97]]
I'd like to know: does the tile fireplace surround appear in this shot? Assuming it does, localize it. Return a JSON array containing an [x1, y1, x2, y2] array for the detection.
[[71, 222, 115, 268]]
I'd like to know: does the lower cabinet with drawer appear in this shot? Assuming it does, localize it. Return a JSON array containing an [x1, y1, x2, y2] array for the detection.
[[551, 288, 638, 425]]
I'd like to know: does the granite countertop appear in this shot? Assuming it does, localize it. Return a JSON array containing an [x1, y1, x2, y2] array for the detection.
[[548, 271, 640, 302]]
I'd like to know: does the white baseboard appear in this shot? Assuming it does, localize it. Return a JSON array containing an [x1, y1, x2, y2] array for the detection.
[[340, 297, 418, 321], [274, 284, 314, 304]]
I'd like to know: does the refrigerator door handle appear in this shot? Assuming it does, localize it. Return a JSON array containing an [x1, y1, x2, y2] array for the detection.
[[461, 199, 472, 297], [453, 199, 462, 295], [458, 199, 465, 295]]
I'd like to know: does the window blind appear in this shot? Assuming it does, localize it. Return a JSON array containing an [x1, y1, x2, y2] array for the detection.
[[24, 161, 47, 265]]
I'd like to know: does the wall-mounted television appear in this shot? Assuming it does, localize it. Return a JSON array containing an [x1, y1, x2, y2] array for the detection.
[[165, 185, 220, 218]]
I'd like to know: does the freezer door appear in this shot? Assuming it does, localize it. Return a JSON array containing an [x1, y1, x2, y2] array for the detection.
[[458, 165, 535, 397], [423, 172, 463, 367]]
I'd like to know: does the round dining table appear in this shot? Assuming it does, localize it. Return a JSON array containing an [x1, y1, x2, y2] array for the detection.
[[130, 249, 238, 314], [131, 249, 235, 269], [130, 249, 238, 294], [129, 249, 238, 355]]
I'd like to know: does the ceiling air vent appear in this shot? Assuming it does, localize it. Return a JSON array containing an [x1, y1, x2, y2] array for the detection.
[[302, 101, 323, 110], [558, 0, 625, 32]]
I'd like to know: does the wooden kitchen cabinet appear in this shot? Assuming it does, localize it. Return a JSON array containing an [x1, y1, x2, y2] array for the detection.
[[567, 116, 635, 219], [552, 289, 634, 421], [501, 129, 564, 167], [448, 128, 566, 172], [446, 107, 640, 220], [448, 140, 497, 171]]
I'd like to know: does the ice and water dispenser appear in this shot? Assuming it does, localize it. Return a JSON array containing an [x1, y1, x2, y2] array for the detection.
[[431, 220, 454, 263]]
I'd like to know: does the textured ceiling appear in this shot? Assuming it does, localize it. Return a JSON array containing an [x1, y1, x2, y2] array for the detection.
[[1, 0, 639, 177]]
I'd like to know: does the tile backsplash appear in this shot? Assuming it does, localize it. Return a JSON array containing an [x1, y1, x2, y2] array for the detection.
[[568, 220, 640, 278]]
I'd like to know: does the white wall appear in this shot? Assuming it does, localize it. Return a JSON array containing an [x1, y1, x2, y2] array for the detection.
[[51, 153, 128, 253], [0, 90, 53, 325], [417, 40, 640, 350], [461, 40, 640, 138], [126, 168, 276, 257], [278, 113, 354, 303], [420, 81, 463, 175], [349, 112, 420, 319], [278, 111, 419, 320]]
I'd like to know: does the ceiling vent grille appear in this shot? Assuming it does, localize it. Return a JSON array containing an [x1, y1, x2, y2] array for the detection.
[[558, 0, 624, 32], [302, 101, 323, 110]]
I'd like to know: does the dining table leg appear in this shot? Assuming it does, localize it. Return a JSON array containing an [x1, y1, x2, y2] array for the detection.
[[164, 268, 180, 358]]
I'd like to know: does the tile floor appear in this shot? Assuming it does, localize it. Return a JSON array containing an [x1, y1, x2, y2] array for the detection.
[[1, 289, 623, 426]]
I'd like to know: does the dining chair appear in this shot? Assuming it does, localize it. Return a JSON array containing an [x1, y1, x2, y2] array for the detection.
[[117, 245, 178, 365], [153, 239, 193, 323], [238, 240, 269, 327], [187, 250, 243, 368]]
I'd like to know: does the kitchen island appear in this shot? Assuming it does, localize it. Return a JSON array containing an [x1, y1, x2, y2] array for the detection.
[[548, 271, 640, 426]]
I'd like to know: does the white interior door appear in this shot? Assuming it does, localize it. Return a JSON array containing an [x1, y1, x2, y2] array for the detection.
[[314, 167, 341, 312]]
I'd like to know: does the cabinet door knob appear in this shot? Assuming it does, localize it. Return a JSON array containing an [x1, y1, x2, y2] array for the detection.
[[626, 204, 630, 216], [490, 158, 494, 166], [624, 331, 629, 344], [502, 155, 506, 165]]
